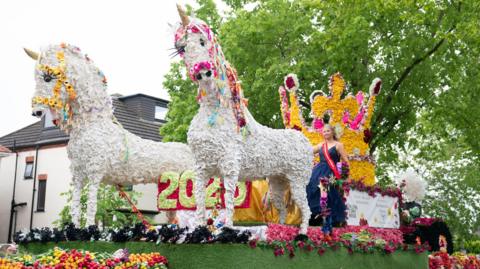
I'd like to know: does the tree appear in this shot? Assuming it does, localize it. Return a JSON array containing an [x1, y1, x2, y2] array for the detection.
[[54, 183, 143, 229]]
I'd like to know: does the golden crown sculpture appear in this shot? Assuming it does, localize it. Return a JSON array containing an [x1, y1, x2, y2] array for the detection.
[[278, 73, 382, 186]]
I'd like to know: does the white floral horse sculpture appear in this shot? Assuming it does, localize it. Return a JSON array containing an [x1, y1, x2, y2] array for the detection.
[[174, 7, 313, 234], [24, 44, 194, 227]]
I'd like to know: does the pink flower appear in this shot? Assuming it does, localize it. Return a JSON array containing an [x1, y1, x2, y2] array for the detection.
[[356, 91, 364, 105], [190, 26, 200, 33], [313, 118, 324, 130]]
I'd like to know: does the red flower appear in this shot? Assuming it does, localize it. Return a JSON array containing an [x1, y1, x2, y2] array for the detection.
[[317, 247, 325, 256], [373, 80, 382, 95], [190, 26, 200, 33], [289, 250, 295, 259], [238, 117, 246, 127], [363, 129, 372, 143], [249, 240, 257, 249], [292, 125, 302, 131], [285, 76, 296, 89], [207, 218, 214, 225], [274, 247, 285, 257]]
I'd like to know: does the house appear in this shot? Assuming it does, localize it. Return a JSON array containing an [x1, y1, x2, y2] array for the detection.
[[0, 93, 170, 243]]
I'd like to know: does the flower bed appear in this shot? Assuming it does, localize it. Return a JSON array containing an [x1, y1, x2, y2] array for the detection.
[[0, 247, 168, 269], [429, 251, 480, 269]]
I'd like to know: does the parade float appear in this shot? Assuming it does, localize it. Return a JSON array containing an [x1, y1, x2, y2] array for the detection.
[[7, 6, 468, 269]]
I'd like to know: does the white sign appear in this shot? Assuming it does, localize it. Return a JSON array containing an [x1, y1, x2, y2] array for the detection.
[[345, 190, 400, 228]]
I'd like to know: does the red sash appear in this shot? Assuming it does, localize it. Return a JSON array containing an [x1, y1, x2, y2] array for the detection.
[[323, 143, 341, 179]]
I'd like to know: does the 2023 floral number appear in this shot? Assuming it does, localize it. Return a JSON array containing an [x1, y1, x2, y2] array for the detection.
[[157, 170, 250, 210]]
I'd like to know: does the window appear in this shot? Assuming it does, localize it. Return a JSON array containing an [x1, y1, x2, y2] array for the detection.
[[24, 162, 34, 179], [43, 110, 56, 128], [37, 179, 47, 211], [155, 105, 168, 120]]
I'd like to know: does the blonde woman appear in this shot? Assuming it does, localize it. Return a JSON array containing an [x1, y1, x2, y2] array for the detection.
[[307, 124, 349, 226]]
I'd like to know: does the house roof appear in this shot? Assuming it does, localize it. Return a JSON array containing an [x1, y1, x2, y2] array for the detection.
[[0, 94, 165, 150], [119, 93, 169, 104]]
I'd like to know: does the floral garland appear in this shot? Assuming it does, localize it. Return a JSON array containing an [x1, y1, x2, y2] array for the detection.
[[14, 223, 251, 245], [412, 218, 444, 227], [341, 179, 403, 207], [249, 224, 429, 257], [0, 247, 168, 269]]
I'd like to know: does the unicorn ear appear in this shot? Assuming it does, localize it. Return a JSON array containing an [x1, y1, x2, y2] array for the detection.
[[24, 48, 39, 60], [176, 4, 190, 27]]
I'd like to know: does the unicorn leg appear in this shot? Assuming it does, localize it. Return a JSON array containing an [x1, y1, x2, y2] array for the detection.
[[220, 161, 240, 228], [222, 174, 239, 228], [289, 172, 311, 234], [269, 176, 288, 224], [85, 175, 102, 227], [71, 173, 84, 227], [194, 168, 208, 227]]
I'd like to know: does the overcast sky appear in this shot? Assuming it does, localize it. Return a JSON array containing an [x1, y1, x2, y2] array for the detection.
[[0, 0, 221, 137]]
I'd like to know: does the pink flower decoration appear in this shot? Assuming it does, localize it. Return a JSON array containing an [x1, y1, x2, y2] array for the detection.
[[356, 91, 364, 105], [342, 112, 350, 124], [313, 118, 324, 130], [285, 76, 296, 90], [190, 26, 200, 33]]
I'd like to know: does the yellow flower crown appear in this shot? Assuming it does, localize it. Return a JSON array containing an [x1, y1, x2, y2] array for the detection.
[[279, 73, 381, 186]]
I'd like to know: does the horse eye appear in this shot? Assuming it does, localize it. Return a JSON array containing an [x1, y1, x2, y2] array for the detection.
[[43, 73, 55, 82], [200, 38, 205, 47]]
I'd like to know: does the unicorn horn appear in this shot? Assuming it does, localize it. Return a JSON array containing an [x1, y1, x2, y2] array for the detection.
[[24, 48, 39, 60], [176, 4, 190, 27]]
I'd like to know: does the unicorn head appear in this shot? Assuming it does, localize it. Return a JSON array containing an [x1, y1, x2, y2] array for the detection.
[[174, 5, 217, 84], [24, 44, 111, 131], [174, 5, 248, 131]]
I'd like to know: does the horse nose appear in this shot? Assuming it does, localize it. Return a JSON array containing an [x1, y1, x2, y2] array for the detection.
[[196, 73, 202, 80]]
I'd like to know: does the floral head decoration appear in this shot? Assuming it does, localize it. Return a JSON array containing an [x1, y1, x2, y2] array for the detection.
[[25, 43, 107, 130], [175, 5, 249, 134]]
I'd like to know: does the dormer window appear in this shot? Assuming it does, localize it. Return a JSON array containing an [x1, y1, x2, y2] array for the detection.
[[44, 110, 56, 128], [155, 105, 168, 121]]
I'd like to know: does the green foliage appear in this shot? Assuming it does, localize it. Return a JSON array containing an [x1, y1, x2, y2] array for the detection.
[[463, 239, 480, 254], [54, 183, 143, 229], [159, 62, 198, 143]]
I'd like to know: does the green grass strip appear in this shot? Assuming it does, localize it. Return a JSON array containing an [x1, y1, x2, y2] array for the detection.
[[20, 242, 428, 269]]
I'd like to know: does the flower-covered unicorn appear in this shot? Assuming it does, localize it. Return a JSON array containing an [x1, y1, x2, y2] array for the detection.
[[24, 44, 194, 227], [174, 6, 313, 234]]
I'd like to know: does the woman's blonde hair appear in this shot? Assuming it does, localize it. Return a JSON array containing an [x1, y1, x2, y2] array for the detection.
[[323, 124, 338, 141]]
